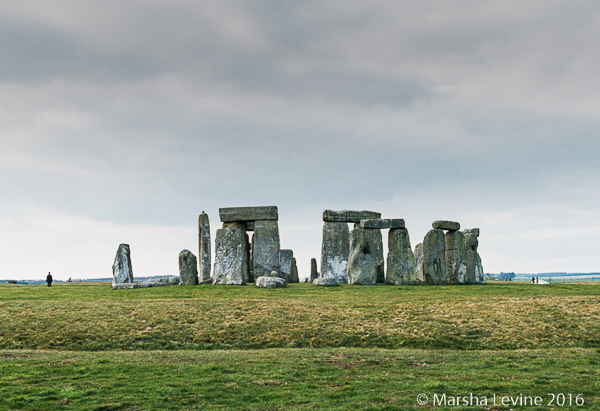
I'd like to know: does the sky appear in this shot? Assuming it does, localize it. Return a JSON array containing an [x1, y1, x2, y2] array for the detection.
[[1, 1, 600, 281]]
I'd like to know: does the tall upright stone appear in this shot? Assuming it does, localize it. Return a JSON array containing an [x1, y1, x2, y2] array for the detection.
[[414, 243, 425, 283], [374, 229, 385, 283], [445, 231, 466, 285], [320, 222, 350, 283], [310, 258, 319, 282], [465, 231, 485, 284], [112, 243, 133, 285], [198, 212, 211, 282], [279, 249, 294, 282], [347, 227, 381, 285], [290, 258, 299, 283], [179, 250, 199, 285], [252, 220, 281, 278], [386, 228, 417, 285], [423, 229, 447, 285], [213, 227, 246, 285], [223, 222, 250, 283]]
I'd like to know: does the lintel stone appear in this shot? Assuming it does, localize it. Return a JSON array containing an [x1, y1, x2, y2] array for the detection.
[[323, 209, 381, 223], [219, 206, 278, 222], [360, 219, 405, 229], [432, 220, 460, 231]]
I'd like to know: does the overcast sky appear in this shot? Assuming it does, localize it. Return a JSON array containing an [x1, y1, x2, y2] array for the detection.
[[1, 1, 599, 280]]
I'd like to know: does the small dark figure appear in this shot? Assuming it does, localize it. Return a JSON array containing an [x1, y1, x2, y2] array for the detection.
[[536, 277, 539, 284], [46, 272, 53, 287], [68, 277, 72, 282], [532, 276, 535, 284]]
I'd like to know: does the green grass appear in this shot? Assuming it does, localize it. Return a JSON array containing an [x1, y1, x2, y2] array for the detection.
[[1, 282, 599, 409]]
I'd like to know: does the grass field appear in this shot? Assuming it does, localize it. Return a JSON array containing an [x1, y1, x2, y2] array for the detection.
[[1, 282, 599, 410]]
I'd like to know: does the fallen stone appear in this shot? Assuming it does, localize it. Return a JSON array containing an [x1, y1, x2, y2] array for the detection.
[[432, 220, 460, 231], [112, 276, 180, 289], [253, 220, 281, 278], [255, 276, 286, 288], [213, 227, 246, 285], [179, 250, 199, 285], [463, 228, 480, 237], [347, 227, 383, 285], [323, 209, 381, 223], [145, 276, 181, 285], [386, 228, 417, 285], [290, 258, 299, 283], [199, 277, 213, 285], [313, 277, 339, 286], [320, 222, 350, 283], [360, 219, 405, 229], [219, 206, 278, 222], [423, 229, 447, 284], [310, 258, 319, 282], [112, 244, 133, 285], [414, 243, 425, 282], [445, 231, 466, 285], [279, 249, 294, 282], [198, 212, 211, 282]]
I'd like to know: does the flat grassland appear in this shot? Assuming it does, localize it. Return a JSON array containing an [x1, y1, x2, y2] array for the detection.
[[1, 282, 599, 410]]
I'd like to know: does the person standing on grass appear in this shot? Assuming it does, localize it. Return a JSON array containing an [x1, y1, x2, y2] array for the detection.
[[46, 272, 53, 287]]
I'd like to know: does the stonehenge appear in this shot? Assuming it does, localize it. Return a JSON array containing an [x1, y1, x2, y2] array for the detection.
[[386, 227, 417, 285], [112, 244, 133, 285], [198, 212, 211, 282], [179, 250, 199, 285]]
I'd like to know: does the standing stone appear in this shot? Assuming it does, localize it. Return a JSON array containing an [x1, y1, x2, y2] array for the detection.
[[213, 228, 245, 285], [386, 228, 417, 285], [432, 220, 460, 231], [465, 232, 485, 284], [320, 222, 350, 283], [223, 222, 250, 283], [373, 230, 385, 283], [253, 220, 281, 278], [279, 249, 293, 282], [414, 243, 425, 283], [445, 231, 466, 284], [423, 229, 447, 285], [112, 244, 133, 285], [347, 227, 382, 285], [310, 258, 319, 282], [198, 212, 211, 282], [178, 250, 199, 285], [463, 228, 480, 237], [290, 258, 299, 283]]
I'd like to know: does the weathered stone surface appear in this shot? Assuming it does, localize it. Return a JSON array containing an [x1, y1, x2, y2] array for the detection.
[[423, 229, 447, 284], [222, 222, 250, 282], [255, 276, 286, 288], [253, 220, 281, 278], [112, 276, 180, 290], [279, 249, 293, 282], [112, 244, 133, 285], [213, 228, 245, 285], [290, 258, 299, 283], [219, 206, 278, 222], [445, 231, 466, 285], [360, 219, 405, 229], [198, 212, 211, 282], [179, 250, 199, 285], [465, 233, 485, 284], [310, 258, 319, 281], [320, 222, 350, 283], [463, 228, 480, 237], [386, 228, 417, 285], [146, 276, 181, 285], [347, 227, 383, 285], [414, 243, 425, 282], [323, 209, 381, 223], [199, 277, 213, 285], [313, 277, 339, 286], [432, 220, 460, 231]]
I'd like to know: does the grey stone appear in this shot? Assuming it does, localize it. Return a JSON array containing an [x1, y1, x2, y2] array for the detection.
[[279, 249, 293, 282], [178, 250, 199, 285], [432, 220, 460, 231], [347, 227, 383, 285], [199, 277, 213, 284], [198, 212, 211, 282], [255, 276, 286, 288], [386, 228, 417, 285], [219, 206, 278, 222], [213, 227, 246, 285], [112, 276, 180, 290], [290, 258, 299, 283], [423, 229, 447, 284], [112, 244, 133, 285], [246, 221, 254, 231], [252, 220, 281, 278], [360, 219, 405, 229], [414, 243, 425, 282], [146, 276, 181, 285], [313, 277, 339, 286], [323, 209, 381, 223], [465, 233, 485, 284], [222, 222, 250, 282], [463, 228, 480, 237], [310, 258, 319, 281], [445, 231, 466, 285], [320, 222, 350, 283]]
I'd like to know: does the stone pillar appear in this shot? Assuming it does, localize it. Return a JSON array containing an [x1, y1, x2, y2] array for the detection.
[[310, 258, 319, 281], [213, 227, 246, 285], [465, 231, 485, 284], [179, 250, 199, 285], [347, 227, 381, 285], [252, 220, 281, 278], [290, 257, 299, 283], [112, 243, 133, 285], [320, 222, 350, 282], [279, 249, 294, 283], [445, 230, 466, 284], [198, 212, 211, 282], [386, 228, 417, 285], [414, 243, 425, 283], [423, 229, 447, 284]]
